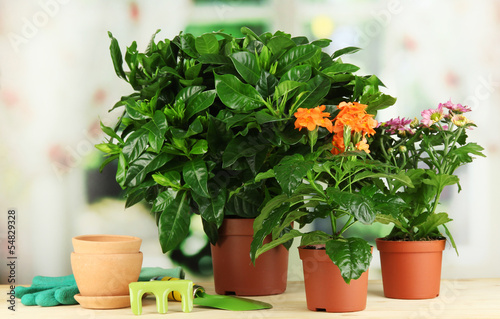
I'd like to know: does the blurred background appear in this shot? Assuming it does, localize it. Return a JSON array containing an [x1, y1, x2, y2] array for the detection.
[[0, 0, 498, 284]]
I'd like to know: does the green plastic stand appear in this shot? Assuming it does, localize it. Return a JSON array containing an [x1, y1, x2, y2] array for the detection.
[[129, 280, 194, 315]]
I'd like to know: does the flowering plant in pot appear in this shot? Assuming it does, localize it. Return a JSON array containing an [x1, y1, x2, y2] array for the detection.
[[370, 100, 485, 299], [96, 27, 396, 295], [249, 101, 410, 312]]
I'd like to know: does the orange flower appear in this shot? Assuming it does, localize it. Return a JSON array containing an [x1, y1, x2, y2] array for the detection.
[[355, 137, 370, 153], [294, 105, 334, 133], [330, 102, 378, 154]]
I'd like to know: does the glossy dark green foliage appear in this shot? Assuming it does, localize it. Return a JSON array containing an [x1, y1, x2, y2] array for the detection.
[[98, 28, 397, 254]]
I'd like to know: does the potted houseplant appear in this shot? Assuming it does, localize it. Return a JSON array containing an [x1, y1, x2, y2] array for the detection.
[[370, 100, 485, 299], [96, 27, 396, 296], [249, 102, 409, 312]]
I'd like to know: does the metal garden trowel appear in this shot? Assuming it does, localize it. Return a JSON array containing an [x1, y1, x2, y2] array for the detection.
[[157, 277, 272, 311]]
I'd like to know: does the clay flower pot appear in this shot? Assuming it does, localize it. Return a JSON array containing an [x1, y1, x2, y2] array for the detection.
[[70, 234, 143, 309], [210, 218, 289, 296], [376, 238, 446, 299], [298, 246, 370, 312]]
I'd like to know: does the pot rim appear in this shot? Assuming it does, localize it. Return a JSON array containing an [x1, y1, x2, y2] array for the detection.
[[375, 237, 446, 253], [73, 234, 141, 243], [72, 234, 142, 254]]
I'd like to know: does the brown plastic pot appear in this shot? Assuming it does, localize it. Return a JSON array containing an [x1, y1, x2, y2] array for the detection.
[[210, 218, 289, 296], [298, 246, 370, 312], [376, 238, 446, 299]]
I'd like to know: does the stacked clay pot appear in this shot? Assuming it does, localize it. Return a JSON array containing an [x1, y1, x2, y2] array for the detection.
[[71, 234, 143, 309]]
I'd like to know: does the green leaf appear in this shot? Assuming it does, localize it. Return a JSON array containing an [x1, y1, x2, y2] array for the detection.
[[95, 143, 120, 155], [241, 26, 262, 42], [329, 191, 377, 225], [292, 75, 331, 111], [189, 140, 208, 155], [230, 51, 261, 85], [275, 81, 304, 99], [443, 224, 458, 255], [332, 46, 361, 59], [215, 73, 265, 111], [179, 33, 198, 58], [255, 169, 275, 182], [276, 44, 321, 75], [222, 135, 267, 168], [322, 62, 360, 75], [280, 65, 312, 83], [197, 54, 232, 65], [99, 120, 124, 144], [116, 153, 127, 188], [194, 189, 226, 228], [255, 71, 278, 98], [416, 212, 452, 238], [124, 152, 172, 187], [375, 214, 406, 231], [185, 90, 216, 120], [300, 230, 332, 246], [144, 111, 168, 153], [158, 191, 191, 253], [195, 33, 219, 55], [108, 31, 127, 80], [422, 172, 459, 190], [325, 237, 372, 284], [152, 171, 181, 188], [182, 158, 210, 198], [310, 38, 332, 48], [254, 229, 302, 261], [184, 63, 202, 80], [124, 100, 148, 120], [266, 36, 296, 55], [152, 189, 177, 213], [274, 154, 314, 196], [363, 93, 397, 114], [122, 129, 149, 163]]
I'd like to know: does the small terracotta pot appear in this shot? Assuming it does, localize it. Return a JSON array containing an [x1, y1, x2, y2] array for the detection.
[[298, 246, 370, 312], [71, 252, 143, 296], [72, 234, 142, 254], [70, 234, 143, 309], [376, 238, 446, 299], [211, 218, 289, 296]]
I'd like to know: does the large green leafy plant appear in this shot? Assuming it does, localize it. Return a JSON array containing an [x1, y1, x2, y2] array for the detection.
[[97, 27, 396, 254]]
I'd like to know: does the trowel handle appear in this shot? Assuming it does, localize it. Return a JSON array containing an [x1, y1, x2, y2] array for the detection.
[[155, 276, 204, 301]]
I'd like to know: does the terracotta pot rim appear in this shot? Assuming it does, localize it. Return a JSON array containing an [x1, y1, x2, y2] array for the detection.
[[73, 234, 141, 243], [72, 234, 142, 254], [376, 238, 446, 253]]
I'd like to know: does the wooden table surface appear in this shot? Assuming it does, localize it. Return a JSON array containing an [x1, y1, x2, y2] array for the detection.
[[1, 279, 500, 318]]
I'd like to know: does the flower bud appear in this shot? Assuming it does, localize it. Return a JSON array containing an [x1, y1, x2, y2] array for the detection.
[[399, 145, 407, 152], [410, 117, 420, 128]]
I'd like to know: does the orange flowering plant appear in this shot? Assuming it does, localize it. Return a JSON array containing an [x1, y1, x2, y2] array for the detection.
[[250, 101, 411, 284]]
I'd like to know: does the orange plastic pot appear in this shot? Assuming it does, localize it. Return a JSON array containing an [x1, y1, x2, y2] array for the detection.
[[298, 246, 370, 312], [376, 238, 446, 299], [210, 218, 289, 296]]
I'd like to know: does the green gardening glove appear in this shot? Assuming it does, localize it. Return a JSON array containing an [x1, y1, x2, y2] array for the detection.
[[15, 266, 185, 307], [15, 274, 79, 307]]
